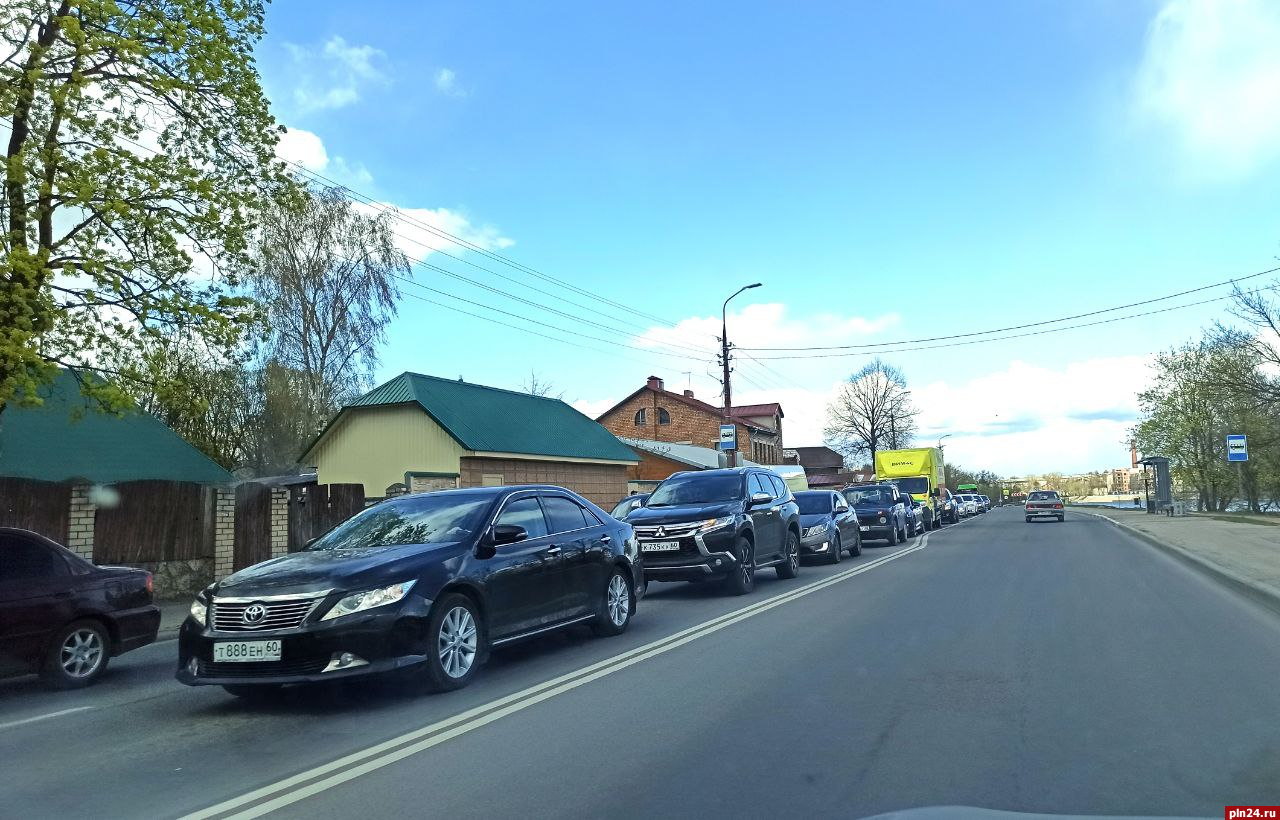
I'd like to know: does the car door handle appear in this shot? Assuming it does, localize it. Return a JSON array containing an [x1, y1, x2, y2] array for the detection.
[[599, 535, 611, 543], [545, 546, 561, 556]]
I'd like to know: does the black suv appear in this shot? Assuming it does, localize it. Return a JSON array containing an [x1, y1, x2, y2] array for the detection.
[[625, 468, 801, 595]]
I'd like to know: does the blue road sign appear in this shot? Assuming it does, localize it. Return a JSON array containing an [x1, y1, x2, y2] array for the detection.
[[719, 423, 737, 451], [1227, 434, 1248, 462]]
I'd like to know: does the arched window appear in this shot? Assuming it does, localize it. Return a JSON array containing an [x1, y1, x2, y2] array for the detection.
[[658, 408, 671, 425], [634, 408, 646, 425]]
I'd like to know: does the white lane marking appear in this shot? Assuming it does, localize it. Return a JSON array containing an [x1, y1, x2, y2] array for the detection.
[[0, 706, 94, 731], [183, 539, 930, 820]]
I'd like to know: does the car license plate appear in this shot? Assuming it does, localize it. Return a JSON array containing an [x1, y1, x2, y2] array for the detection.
[[213, 640, 282, 663], [859, 526, 870, 532], [641, 540, 681, 552]]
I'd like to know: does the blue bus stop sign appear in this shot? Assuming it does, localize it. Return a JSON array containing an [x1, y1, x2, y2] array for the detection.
[[1227, 434, 1248, 462]]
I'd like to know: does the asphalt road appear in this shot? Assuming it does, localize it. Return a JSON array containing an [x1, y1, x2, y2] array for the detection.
[[4, 508, 1280, 819]]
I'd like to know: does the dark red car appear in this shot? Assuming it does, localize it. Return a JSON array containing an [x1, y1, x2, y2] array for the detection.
[[0, 527, 160, 688]]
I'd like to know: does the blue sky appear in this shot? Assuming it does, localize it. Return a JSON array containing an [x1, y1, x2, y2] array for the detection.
[[256, 0, 1280, 475]]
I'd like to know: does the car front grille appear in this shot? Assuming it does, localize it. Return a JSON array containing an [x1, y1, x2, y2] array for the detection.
[[197, 658, 328, 678], [211, 597, 323, 632], [634, 522, 701, 539]]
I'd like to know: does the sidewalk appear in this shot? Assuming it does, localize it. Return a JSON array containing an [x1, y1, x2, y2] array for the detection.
[[1077, 507, 1280, 614]]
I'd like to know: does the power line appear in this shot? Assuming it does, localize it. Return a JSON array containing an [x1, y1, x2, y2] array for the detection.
[[390, 270, 714, 364], [739, 267, 1279, 351], [100, 128, 714, 365], [749, 295, 1233, 360], [279, 157, 682, 329]]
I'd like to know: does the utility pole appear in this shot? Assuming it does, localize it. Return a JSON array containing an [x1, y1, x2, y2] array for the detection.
[[720, 283, 762, 468]]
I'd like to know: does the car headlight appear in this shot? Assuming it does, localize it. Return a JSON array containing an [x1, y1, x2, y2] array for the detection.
[[695, 516, 734, 533], [189, 597, 208, 627], [321, 580, 417, 621], [804, 523, 829, 537]]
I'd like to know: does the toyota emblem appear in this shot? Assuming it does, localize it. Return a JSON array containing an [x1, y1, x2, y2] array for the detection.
[[655, 526, 666, 538], [241, 603, 268, 625]]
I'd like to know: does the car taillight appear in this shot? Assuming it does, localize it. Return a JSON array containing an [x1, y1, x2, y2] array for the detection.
[[1053, 503, 1063, 509], [145, 572, 153, 595]]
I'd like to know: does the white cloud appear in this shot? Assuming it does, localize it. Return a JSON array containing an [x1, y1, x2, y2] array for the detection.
[[276, 126, 374, 188], [581, 352, 1154, 477], [276, 127, 329, 171], [910, 355, 1153, 475], [285, 36, 389, 112], [634, 302, 899, 359], [434, 68, 466, 97], [1134, 0, 1280, 178], [355, 203, 515, 260], [274, 127, 511, 259]]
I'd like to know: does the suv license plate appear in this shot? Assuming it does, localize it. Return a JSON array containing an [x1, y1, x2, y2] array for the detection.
[[641, 541, 680, 552], [213, 640, 282, 663]]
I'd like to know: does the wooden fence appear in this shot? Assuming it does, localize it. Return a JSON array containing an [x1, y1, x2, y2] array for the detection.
[[233, 482, 272, 572], [95, 481, 215, 565], [287, 483, 364, 552], [0, 478, 71, 543]]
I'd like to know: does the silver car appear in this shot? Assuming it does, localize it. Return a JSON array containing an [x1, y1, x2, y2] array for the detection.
[[1024, 490, 1064, 522]]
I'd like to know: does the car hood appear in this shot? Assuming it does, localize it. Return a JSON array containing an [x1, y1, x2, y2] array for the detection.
[[798, 513, 833, 528], [851, 501, 892, 511], [628, 501, 741, 525], [213, 541, 467, 597]]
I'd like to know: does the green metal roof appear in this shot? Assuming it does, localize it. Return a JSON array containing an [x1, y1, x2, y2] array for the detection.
[[0, 370, 235, 485], [340, 372, 638, 463]]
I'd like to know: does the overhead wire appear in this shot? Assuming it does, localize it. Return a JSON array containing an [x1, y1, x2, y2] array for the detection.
[[740, 267, 1280, 351], [748, 295, 1234, 360], [101, 128, 716, 368]]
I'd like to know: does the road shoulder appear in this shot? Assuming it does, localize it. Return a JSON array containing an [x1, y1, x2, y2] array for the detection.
[[1074, 507, 1280, 618]]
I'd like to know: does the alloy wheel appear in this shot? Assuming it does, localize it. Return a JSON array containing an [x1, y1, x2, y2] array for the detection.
[[60, 628, 105, 680], [607, 574, 630, 627], [740, 544, 755, 586], [438, 606, 478, 679]]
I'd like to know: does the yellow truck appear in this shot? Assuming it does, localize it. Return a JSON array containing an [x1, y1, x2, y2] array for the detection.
[[874, 448, 948, 530]]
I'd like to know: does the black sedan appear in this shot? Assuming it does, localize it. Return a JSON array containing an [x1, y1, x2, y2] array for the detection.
[[794, 491, 862, 563], [0, 527, 159, 688], [176, 485, 643, 697]]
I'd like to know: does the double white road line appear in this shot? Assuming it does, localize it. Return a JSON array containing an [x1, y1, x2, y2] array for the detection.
[[184, 533, 932, 820]]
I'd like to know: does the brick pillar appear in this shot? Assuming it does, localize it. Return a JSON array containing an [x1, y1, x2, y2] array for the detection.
[[214, 487, 236, 580], [270, 488, 289, 559], [66, 484, 96, 560]]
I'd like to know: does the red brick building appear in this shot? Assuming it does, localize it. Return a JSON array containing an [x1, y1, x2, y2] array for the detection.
[[596, 376, 785, 464]]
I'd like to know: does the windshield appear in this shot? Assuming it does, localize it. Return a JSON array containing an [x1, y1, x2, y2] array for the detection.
[[844, 487, 895, 506], [308, 494, 493, 550], [648, 474, 743, 506], [1028, 491, 1060, 501], [610, 495, 646, 519], [795, 494, 833, 515], [895, 477, 929, 495]]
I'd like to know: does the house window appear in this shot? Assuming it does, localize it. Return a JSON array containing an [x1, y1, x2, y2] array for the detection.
[[634, 408, 647, 425], [658, 408, 671, 425]]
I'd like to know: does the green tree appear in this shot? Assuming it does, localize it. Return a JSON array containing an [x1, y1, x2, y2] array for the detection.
[[0, 0, 283, 412], [1133, 340, 1258, 511]]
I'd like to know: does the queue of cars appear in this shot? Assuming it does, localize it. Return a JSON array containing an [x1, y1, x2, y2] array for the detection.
[[0, 469, 1009, 696]]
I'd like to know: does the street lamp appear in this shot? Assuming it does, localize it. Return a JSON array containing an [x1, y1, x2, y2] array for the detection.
[[721, 283, 762, 467]]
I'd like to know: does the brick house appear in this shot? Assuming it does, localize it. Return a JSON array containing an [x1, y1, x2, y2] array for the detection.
[[595, 376, 785, 464], [302, 372, 638, 506]]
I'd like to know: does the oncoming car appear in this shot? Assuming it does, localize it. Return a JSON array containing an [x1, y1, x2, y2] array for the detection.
[[176, 486, 642, 696]]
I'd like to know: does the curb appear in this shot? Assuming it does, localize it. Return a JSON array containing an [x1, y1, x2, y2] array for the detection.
[[1075, 509, 1280, 619]]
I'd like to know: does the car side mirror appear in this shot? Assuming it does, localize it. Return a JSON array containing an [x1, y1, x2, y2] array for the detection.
[[490, 524, 528, 546], [748, 492, 772, 507]]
